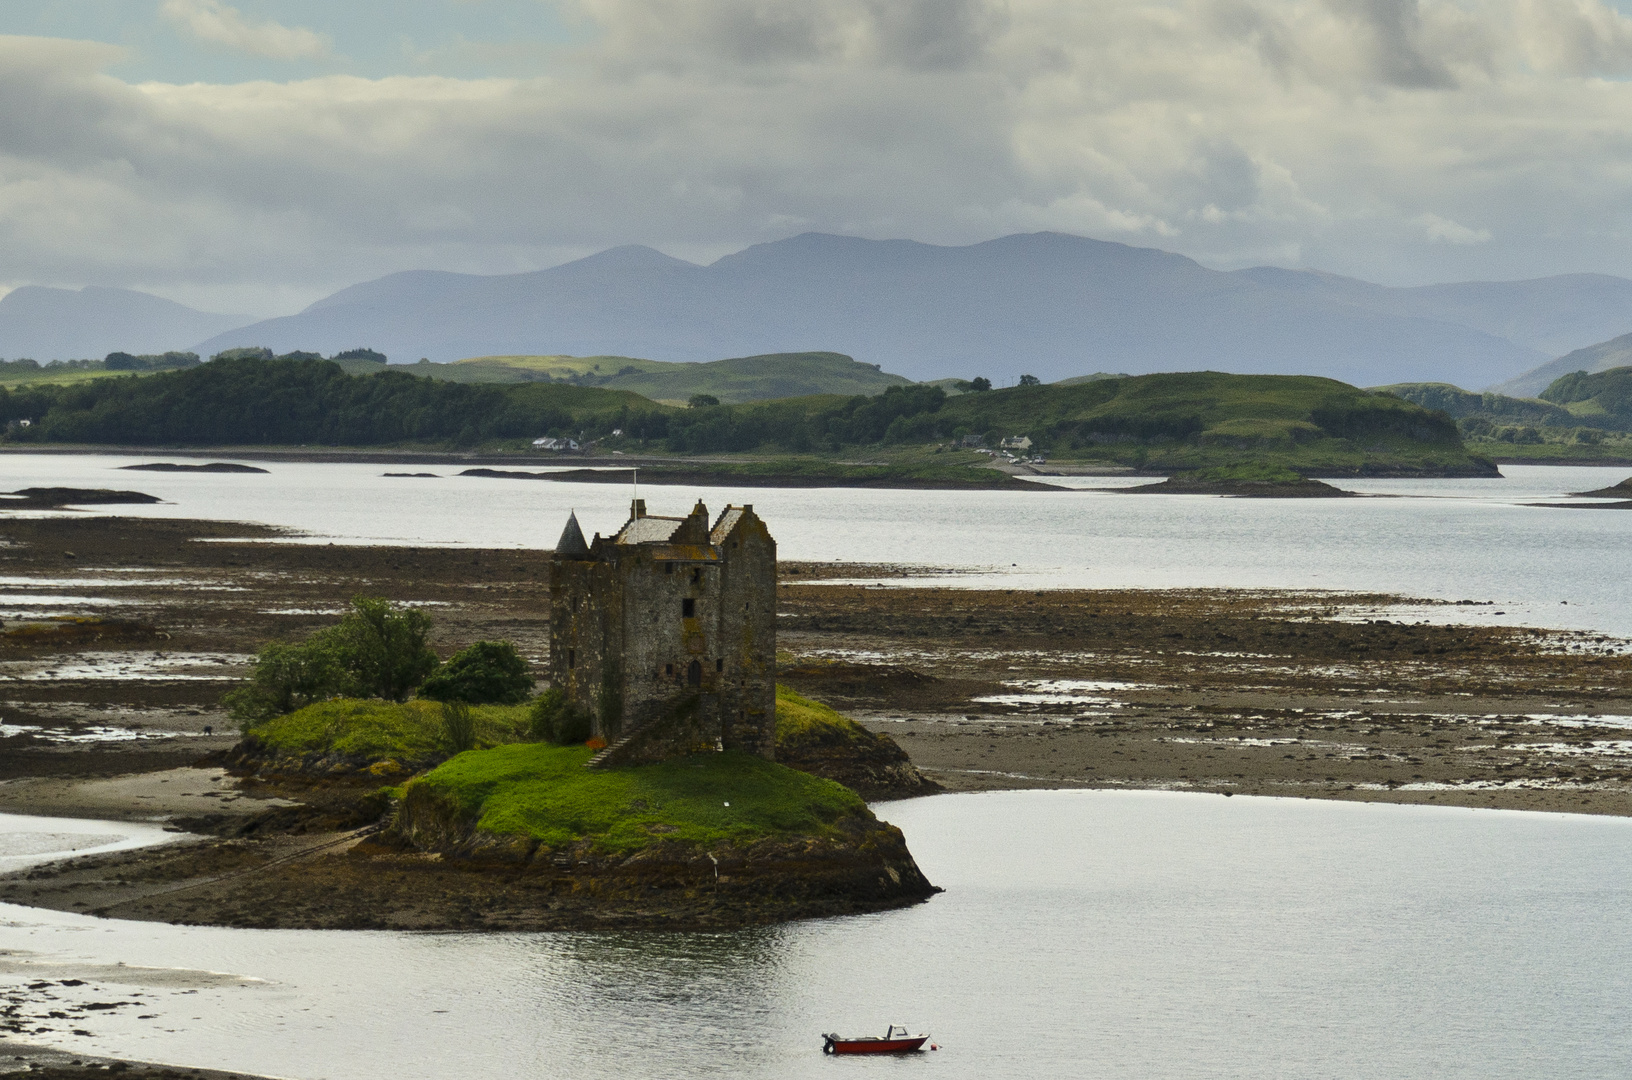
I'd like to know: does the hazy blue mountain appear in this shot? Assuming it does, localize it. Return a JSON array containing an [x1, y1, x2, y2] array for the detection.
[[191, 233, 1632, 389], [0, 286, 246, 361], [1489, 331, 1632, 398]]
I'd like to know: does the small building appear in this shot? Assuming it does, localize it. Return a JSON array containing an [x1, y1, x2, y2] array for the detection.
[[960, 434, 985, 448], [533, 436, 580, 451], [1000, 435, 1032, 451], [549, 499, 777, 766]]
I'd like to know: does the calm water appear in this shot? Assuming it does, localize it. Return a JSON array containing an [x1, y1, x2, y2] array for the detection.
[[4, 791, 1632, 1078], [1, 453, 1630, 633]]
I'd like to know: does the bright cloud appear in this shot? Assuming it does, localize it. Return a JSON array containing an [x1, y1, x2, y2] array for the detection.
[[160, 0, 331, 61], [6, 0, 1632, 310]]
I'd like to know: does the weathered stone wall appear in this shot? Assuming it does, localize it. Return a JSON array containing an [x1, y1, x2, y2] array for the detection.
[[549, 556, 616, 731], [550, 501, 776, 761], [716, 511, 777, 758]]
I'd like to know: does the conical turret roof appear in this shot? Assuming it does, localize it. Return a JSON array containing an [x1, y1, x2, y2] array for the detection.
[[555, 511, 590, 557]]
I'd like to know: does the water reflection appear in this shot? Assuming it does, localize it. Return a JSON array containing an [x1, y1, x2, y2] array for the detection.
[[8, 792, 1632, 1078]]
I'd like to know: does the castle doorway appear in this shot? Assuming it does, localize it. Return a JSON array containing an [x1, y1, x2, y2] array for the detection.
[[687, 660, 702, 686]]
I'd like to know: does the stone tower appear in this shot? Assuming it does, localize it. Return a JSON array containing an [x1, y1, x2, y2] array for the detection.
[[549, 499, 777, 765]]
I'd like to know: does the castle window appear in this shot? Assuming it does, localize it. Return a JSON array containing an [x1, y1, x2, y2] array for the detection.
[[691, 567, 701, 583], [682, 598, 696, 617], [568, 649, 576, 669], [716, 658, 724, 672], [665, 663, 674, 676], [665, 562, 674, 574], [687, 660, 702, 686]]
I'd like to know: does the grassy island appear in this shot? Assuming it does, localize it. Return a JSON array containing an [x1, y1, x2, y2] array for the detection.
[[396, 743, 866, 854]]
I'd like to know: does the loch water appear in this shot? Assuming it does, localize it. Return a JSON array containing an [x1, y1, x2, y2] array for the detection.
[[4, 791, 1632, 1078], [2, 453, 1632, 634]]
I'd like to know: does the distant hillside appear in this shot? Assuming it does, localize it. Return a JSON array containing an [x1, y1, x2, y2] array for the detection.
[[1380, 376, 1632, 459], [0, 286, 245, 361], [1537, 367, 1632, 430], [421, 351, 909, 403], [1378, 383, 1572, 425], [1491, 332, 1632, 398], [0, 359, 1489, 475], [188, 232, 1632, 390]]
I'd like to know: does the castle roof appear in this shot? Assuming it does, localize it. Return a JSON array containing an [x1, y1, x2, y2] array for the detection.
[[710, 506, 746, 543], [616, 515, 686, 545], [555, 511, 590, 556]]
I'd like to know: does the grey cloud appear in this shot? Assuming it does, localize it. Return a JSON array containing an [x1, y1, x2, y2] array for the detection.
[[1324, 0, 1456, 86], [4, 0, 1632, 313]]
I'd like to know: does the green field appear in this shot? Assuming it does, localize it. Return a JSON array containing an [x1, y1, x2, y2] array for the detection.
[[419, 350, 910, 404]]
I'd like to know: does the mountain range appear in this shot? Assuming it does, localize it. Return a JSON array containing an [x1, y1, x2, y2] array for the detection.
[[12, 233, 1632, 391], [1489, 332, 1632, 398], [0, 286, 246, 362]]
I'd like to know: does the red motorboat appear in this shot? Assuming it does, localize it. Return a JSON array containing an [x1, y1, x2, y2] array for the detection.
[[822, 1025, 931, 1055]]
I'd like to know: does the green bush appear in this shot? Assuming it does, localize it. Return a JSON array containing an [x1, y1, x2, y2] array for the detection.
[[438, 701, 477, 754], [528, 688, 594, 745], [418, 640, 533, 704], [222, 638, 347, 727], [224, 596, 441, 723]]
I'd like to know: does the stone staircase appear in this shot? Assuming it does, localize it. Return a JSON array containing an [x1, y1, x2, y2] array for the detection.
[[583, 729, 642, 770]]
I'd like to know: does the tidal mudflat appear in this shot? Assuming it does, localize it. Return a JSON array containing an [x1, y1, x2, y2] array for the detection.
[[0, 513, 1628, 935]]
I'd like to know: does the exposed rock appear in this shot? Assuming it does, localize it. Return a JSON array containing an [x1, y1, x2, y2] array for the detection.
[[1, 487, 161, 507], [120, 462, 268, 473]]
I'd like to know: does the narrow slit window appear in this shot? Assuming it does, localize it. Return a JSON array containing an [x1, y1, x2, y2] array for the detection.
[[665, 562, 674, 574], [682, 598, 696, 617], [716, 658, 724, 672], [665, 663, 674, 676], [567, 649, 576, 669]]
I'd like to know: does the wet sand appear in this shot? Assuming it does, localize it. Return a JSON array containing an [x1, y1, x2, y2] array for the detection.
[[0, 515, 1629, 930]]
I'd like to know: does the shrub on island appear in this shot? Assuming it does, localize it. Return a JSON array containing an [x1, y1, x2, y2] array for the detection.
[[418, 640, 534, 704], [224, 596, 441, 724]]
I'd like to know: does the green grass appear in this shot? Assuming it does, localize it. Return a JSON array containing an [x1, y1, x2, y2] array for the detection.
[[775, 685, 871, 749], [403, 351, 910, 404], [406, 744, 867, 853], [624, 451, 1026, 488], [0, 367, 138, 387], [248, 698, 531, 759]]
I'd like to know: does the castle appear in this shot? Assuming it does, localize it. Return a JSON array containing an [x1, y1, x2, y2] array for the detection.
[[549, 499, 777, 766]]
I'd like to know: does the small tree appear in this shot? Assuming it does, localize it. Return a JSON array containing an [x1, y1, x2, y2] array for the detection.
[[528, 688, 593, 745], [1019, 374, 1041, 386], [418, 641, 533, 704], [688, 394, 720, 408], [330, 596, 440, 701], [222, 638, 345, 726]]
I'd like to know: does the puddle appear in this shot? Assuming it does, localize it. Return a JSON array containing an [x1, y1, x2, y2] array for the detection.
[[0, 652, 252, 682], [0, 595, 128, 608], [0, 723, 191, 743], [973, 678, 1153, 707]]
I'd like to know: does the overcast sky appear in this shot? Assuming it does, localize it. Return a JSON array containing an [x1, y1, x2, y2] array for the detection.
[[6, 0, 1632, 315]]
